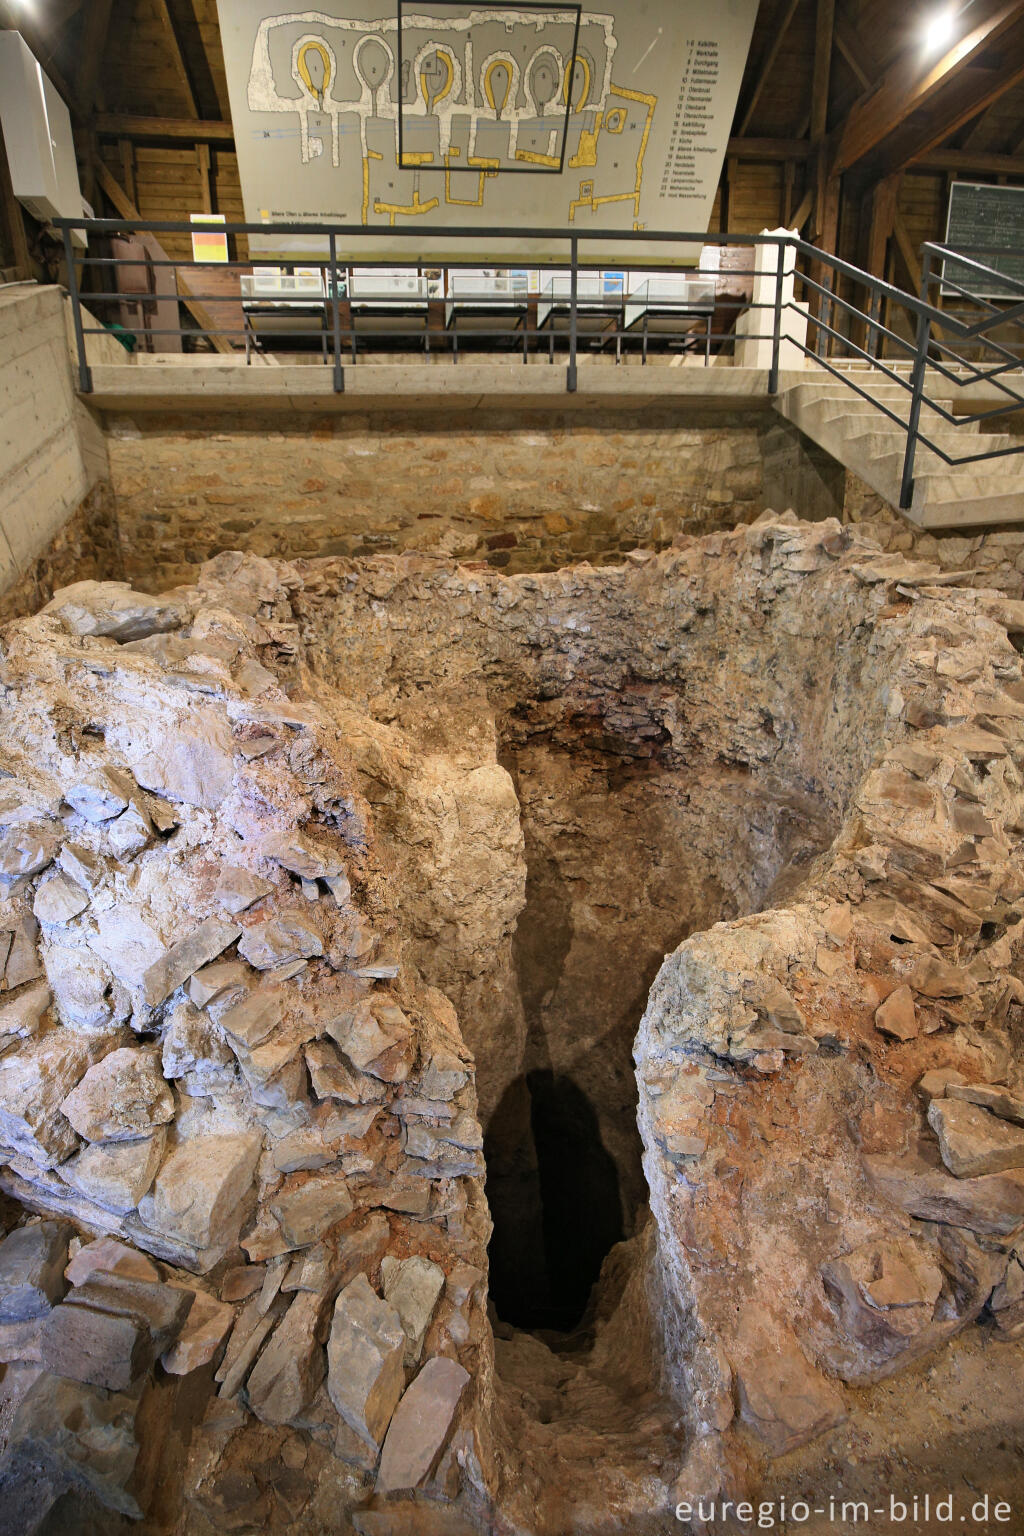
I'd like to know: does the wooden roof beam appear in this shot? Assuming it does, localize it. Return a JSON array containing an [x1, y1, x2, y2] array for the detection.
[[78, 0, 115, 113], [914, 146, 1024, 175], [152, 0, 200, 117], [831, 0, 1024, 176], [735, 0, 802, 136], [95, 114, 236, 140]]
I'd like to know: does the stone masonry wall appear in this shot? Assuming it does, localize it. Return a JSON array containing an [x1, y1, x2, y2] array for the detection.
[[0, 485, 124, 625], [104, 409, 829, 589]]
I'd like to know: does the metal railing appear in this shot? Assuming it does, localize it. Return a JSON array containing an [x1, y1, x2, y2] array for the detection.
[[56, 217, 1024, 513]]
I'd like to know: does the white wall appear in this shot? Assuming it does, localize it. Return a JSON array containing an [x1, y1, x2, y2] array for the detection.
[[0, 283, 110, 593]]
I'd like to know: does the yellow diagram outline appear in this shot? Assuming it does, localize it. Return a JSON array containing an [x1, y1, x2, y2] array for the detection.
[[567, 81, 656, 229], [444, 146, 499, 206]]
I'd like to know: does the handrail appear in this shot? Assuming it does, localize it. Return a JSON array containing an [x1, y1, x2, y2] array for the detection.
[[54, 215, 1024, 516]]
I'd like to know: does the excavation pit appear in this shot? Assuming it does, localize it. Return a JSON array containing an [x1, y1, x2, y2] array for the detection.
[[1, 520, 1024, 1533]]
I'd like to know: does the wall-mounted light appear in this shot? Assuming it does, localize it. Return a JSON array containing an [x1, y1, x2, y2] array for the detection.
[[923, 4, 957, 51]]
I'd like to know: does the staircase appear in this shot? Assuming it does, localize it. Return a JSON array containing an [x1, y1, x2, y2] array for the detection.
[[775, 368, 1024, 529]]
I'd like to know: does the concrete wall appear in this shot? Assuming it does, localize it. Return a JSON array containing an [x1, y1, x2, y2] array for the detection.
[[103, 407, 846, 589], [0, 284, 119, 611]]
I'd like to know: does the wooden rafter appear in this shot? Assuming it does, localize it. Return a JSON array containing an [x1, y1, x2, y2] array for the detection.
[[832, 0, 1024, 176], [833, 6, 872, 92], [151, 0, 200, 117], [77, 0, 115, 114], [810, 0, 835, 142], [735, 0, 802, 136]]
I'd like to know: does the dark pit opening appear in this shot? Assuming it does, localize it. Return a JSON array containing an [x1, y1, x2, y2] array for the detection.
[[486, 1070, 623, 1332]]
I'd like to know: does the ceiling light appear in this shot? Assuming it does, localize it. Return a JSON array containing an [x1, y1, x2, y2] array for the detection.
[[924, 5, 957, 51]]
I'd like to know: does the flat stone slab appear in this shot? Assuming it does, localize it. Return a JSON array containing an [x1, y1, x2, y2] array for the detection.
[[928, 1098, 1024, 1177], [327, 1273, 405, 1450], [376, 1356, 470, 1493]]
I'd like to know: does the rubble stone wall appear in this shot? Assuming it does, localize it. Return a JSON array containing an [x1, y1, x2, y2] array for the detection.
[[102, 409, 845, 589]]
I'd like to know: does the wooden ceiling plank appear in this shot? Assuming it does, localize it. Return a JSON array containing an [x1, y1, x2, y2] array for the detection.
[[736, 0, 803, 136], [832, 0, 1024, 175]]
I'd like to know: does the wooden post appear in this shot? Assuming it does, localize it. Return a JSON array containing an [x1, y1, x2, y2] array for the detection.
[[195, 143, 213, 213], [119, 139, 136, 206]]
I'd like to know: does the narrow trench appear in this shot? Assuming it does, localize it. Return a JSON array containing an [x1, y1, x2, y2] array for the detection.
[[483, 732, 838, 1344], [484, 742, 701, 1340]]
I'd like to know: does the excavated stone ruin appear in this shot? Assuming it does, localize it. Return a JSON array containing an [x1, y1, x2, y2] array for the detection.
[[0, 515, 1023, 1533]]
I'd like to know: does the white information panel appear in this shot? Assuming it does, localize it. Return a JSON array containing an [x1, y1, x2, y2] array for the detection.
[[215, 0, 758, 261]]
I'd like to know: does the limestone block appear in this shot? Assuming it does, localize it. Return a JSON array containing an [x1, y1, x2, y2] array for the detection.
[[928, 1098, 1024, 1177], [381, 1254, 445, 1366], [42, 1273, 193, 1390], [376, 1356, 470, 1494], [5, 912, 44, 988], [0, 1220, 72, 1321], [188, 960, 250, 1006], [161, 1001, 234, 1089], [946, 1080, 1024, 1126], [0, 1031, 95, 1167], [139, 917, 242, 1009], [44, 943, 112, 1028], [0, 822, 59, 882], [305, 1041, 387, 1105], [33, 872, 90, 925], [219, 989, 282, 1049], [65, 1237, 159, 1287], [133, 713, 235, 810], [864, 1150, 1024, 1235], [140, 1133, 262, 1252], [1, 1368, 142, 1520], [327, 1273, 406, 1450], [245, 1289, 326, 1424], [64, 768, 132, 823], [59, 1128, 166, 1215], [821, 1238, 944, 1359], [260, 830, 346, 881], [43, 580, 190, 642], [731, 1304, 846, 1456], [270, 1172, 354, 1250], [874, 984, 918, 1041], [214, 866, 274, 914], [238, 911, 323, 969], [0, 982, 51, 1049], [161, 1289, 235, 1374], [60, 1047, 173, 1143]]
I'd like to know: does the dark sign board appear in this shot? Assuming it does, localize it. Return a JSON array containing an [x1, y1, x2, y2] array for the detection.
[[942, 180, 1024, 301]]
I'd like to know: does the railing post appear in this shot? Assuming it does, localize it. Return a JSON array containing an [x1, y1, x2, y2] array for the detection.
[[900, 249, 932, 511], [62, 225, 93, 394], [768, 239, 786, 395], [567, 236, 578, 393], [329, 233, 344, 393]]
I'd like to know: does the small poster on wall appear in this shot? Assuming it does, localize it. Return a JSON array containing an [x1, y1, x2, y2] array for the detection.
[[213, 0, 759, 261]]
